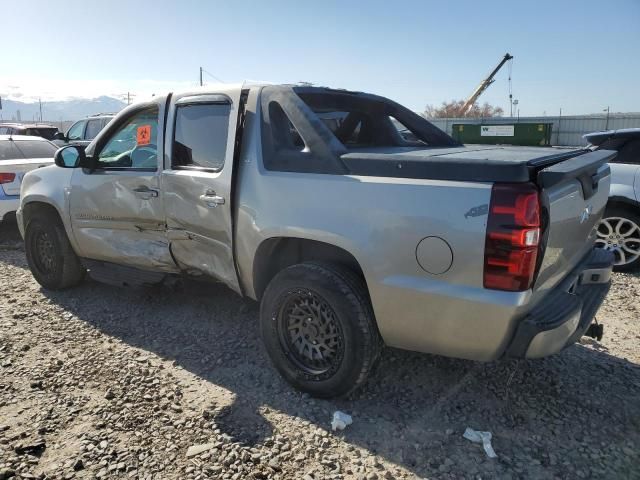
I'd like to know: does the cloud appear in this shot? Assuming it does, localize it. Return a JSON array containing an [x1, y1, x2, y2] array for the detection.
[[0, 77, 205, 103]]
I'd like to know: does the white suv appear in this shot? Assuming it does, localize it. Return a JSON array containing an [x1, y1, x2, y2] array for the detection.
[[586, 128, 640, 271]]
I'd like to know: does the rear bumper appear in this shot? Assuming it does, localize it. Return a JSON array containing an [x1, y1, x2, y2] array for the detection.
[[369, 248, 612, 362], [505, 248, 614, 358]]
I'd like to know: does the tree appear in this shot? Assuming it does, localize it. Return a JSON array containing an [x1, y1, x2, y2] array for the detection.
[[424, 100, 504, 118]]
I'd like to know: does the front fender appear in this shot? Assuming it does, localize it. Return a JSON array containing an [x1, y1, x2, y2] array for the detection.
[[609, 182, 638, 206], [20, 166, 77, 249]]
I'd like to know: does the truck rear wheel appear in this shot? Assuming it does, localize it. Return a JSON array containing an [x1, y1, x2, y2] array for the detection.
[[25, 214, 85, 290], [260, 262, 382, 398]]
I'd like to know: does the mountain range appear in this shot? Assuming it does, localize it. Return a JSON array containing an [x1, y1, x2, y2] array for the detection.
[[0, 96, 127, 123]]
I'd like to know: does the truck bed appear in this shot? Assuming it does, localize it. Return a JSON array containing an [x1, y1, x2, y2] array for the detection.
[[340, 145, 586, 183]]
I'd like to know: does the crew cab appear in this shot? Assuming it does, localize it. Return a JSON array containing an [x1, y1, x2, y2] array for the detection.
[[17, 84, 615, 397]]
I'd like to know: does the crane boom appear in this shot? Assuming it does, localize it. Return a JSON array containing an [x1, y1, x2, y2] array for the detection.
[[460, 53, 513, 115]]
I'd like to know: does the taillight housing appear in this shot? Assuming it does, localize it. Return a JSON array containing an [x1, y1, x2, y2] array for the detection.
[[484, 183, 541, 291], [0, 173, 16, 184]]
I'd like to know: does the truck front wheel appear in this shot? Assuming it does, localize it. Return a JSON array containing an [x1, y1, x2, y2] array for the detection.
[[260, 262, 382, 398], [25, 214, 85, 290]]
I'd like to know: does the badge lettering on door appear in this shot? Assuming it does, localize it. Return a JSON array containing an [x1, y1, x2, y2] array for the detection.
[[137, 125, 151, 145]]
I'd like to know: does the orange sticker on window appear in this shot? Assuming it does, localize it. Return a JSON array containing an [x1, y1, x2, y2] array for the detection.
[[137, 125, 151, 145]]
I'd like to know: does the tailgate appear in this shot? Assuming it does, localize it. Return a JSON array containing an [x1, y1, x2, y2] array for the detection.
[[533, 149, 615, 292], [0, 159, 53, 196]]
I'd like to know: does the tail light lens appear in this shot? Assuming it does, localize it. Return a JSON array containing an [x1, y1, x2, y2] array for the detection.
[[0, 173, 16, 184], [484, 183, 541, 291]]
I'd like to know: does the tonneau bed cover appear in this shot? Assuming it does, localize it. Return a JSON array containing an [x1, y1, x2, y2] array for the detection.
[[340, 145, 603, 183]]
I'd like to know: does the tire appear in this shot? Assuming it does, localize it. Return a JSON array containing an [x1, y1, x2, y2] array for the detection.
[[595, 206, 640, 272], [24, 214, 85, 290], [260, 262, 382, 398]]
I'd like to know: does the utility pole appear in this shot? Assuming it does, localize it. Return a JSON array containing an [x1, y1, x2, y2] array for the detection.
[[39, 98, 43, 122], [117, 92, 135, 105], [604, 106, 610, 130], [557, 108, 562, 145], [200, 67, 203, 86]]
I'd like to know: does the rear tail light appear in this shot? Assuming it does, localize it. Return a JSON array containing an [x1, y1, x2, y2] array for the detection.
[[484, 183, 541, 291], [0, 173, 16, 184]]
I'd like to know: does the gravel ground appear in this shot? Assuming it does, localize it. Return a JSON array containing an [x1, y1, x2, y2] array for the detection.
[[0, 221, 638, 480]]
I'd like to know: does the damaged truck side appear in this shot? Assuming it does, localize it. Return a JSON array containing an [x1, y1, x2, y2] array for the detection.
[[18, 84, 615, 398]]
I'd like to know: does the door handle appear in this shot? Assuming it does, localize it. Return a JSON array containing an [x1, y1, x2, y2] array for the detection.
[[132, 185, 159, 200], [199, 190, 225, 207]]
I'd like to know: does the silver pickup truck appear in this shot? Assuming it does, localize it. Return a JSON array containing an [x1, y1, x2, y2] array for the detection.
[[18, 84, 615, 398]]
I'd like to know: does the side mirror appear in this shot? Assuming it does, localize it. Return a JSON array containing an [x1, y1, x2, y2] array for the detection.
[[54, 145, 86, 168], [53, 132, 66, 141]]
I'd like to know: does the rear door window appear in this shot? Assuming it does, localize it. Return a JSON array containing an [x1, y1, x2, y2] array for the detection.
[[13, 140, 58, 158], [85, 119, 103, 140], [172, 103, 230, 170]]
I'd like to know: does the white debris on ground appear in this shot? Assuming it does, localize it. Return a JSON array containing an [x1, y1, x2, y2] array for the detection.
[[331, 411, 353, 431], [463, 427, 498, 458], [185, 443, 216, 458]]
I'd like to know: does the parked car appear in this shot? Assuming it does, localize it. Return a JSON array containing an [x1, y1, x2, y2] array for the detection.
[[18, 84, 615, 397], [0, 123, 61, 141], [0, 135, 57, 222], [52, 113, 115, 148], [585, 128, 640, 271]]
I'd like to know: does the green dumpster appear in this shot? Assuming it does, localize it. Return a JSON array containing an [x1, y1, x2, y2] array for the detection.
[[451, 123, 553, 146]]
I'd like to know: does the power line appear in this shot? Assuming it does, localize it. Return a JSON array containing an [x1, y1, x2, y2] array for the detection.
[[199, 67, 225, 85]]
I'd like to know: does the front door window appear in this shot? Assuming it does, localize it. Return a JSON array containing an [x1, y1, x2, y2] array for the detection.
[[96, 108, 159, 170], [85, 119, 104, 140], [67, 121, 86, 141]]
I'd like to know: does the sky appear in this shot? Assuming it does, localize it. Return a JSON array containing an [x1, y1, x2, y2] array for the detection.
[[1, 0, 639, 116]]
